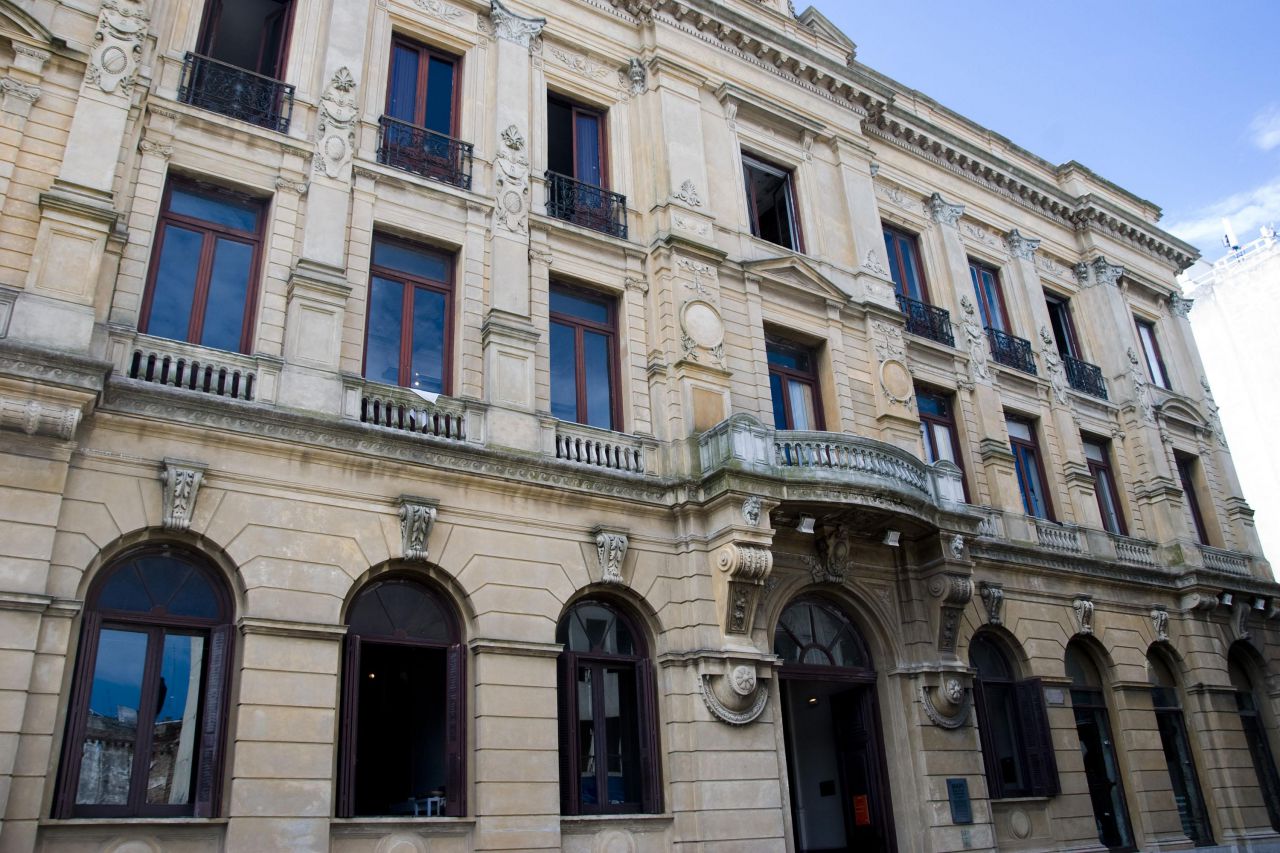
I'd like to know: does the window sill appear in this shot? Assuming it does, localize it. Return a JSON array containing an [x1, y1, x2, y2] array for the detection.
[[330, 817, 476, 837], [40, 817, 229, 826], [989, 795, 1053, 804], [561, 813, 674, 834]]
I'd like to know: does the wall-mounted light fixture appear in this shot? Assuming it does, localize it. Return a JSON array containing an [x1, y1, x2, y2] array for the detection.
[[797, 515, 815, 534]]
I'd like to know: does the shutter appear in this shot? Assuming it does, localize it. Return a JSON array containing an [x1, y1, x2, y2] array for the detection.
[[194, 623, 234, 817], [1015, 678, 1061, 797], [53, 612, 101, 818], [971, 679, 1003, 799], [636, 661, 661, 814], [556, 653, 576, 815], [445, 643, 466, 816], [336, 634, 361, 818]]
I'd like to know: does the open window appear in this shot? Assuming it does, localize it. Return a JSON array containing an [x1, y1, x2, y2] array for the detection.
[[916, 386, 969, 500], [743, 154, 801, 251], [1006, 415, 1054, 520], [546, 96, 626, 237], [338, 575, 466, 818], [1135, 317, 1171, 389], [1174, 452, 1211, 545], [183, 0, 296, 131], [968, 260, 1009, 332], [379, 38, 472, 189], [1083, 436, 1127, 535], [55, 546, 233, 818], [970, 633, 1059, 799]]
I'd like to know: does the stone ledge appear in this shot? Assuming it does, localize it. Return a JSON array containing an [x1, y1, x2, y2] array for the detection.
[[560, 813, 674, 835]]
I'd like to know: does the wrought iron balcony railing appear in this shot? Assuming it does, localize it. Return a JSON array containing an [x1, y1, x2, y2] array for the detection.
[[896, 294, 955, 346], [377, 116, 474, 190], [545, 171, 628, 239], [179, 53, 294, 134], [986, 327, 1037, 375], [1063, 354, 1108, 399]]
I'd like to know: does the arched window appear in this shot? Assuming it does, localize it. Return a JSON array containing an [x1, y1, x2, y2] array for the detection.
[[55, 546, 233, 818], [339, 575, 465, 817], [1148, 649, 1213, 846], [556, 599, 660, 815], [1229, 649, 1280, 831], [1065, 642, 1133, 849], [773, 597, 871, 672], [970, 633, 1058, 798]]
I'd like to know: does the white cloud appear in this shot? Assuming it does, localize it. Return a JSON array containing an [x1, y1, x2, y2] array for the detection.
[[1166, 174, 1280, 251], [1250, 104, 1280, 151]]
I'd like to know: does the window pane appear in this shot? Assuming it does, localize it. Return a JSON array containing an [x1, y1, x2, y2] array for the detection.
[[147, 634, 205, 805], [373, 240, 449, 283], [577, 666, 596, 806], [582, 331, 614, 429], [602, 667, 641, 805], [169, 187, 259, 233], [768, 373, 788, 430], [424, 57, 455, 134], [746, 161, 795, 249], [930, 423, 957, 463], [917, 390, 947, 419], [787, 379, 816, 430], [1094, 466, 1123, 534], [147, 226, 204, 343], [550, 321, 578, 422], [200, 238, 253, 351], [884, 231, 901, 294], [387, 45, 421, 123], [1138, 323, 1169, 388], [1082, 440, 1106, 463], [984, 683, 1025, 791], [365, 276, 404, 385], [547, 99, 574, 177], [1006, 419, 1032, 441], [575, 112, 602, 186], [550, 288, 609, 324], [409, 287, 446, 393], [77, 629, 149, 805]]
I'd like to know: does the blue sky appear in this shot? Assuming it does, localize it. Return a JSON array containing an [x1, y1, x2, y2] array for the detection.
[[819, 1, 1280, 261]]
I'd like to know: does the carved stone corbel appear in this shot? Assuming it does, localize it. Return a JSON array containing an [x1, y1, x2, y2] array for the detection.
[[979, 581, 1004, 626], [488, 0, 546, 48], [1073, 596, 1095, 636], [161, 459, 206, 531], [1181, 591, 1219, 614], [0, 394, 81, 440], [1231, 599, 1252, 642], [716, 543, 772, 635], [1150, 606, 1169, 642], [803, 523, 854, 585], [920, 674, 971, 729], [399, 496, 438, 562], [928, 572, 973, 654], [698, 662, 769, 726], [593, 526, 628, 585]]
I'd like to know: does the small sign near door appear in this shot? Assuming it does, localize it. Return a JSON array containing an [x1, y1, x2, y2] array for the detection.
[[853, 794, 872, 826], [946, 778, 972, 824]]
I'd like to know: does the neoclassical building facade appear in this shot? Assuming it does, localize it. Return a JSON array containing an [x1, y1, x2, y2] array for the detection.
[[0, 0, 1277, 851]]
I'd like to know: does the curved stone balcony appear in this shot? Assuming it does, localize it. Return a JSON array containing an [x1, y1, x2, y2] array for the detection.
[[697, 414, 964, 521]]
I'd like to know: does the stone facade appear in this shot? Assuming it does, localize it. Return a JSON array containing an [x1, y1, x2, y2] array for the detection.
[[0, 1, 1276, 852]]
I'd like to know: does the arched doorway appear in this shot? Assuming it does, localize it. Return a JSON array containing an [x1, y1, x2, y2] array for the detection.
[[775, 597, 894, 853]]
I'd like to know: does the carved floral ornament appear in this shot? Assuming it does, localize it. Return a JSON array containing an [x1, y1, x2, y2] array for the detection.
[[314, 67, 359, 179], [1004, 228, 1040, 261], [716, 543, 772, 636], [1039, 325, 1068, 405], [698, 661, 769, 726], [1073, 596, 1095, 636], [959, 295, 991, 384], [488, 0, 545, 48], [161, 459, 206, 532], [672, 179, 702, 206], [928, 572, 973, 654], [399, 497, 438, 562], [927, 192, 964, 228], [920, 676, 971, 729], [88, 0, 149, 95], [495, 125, 530, 232], [593, 527, 628, 585], [979, 581, 1004, 625]]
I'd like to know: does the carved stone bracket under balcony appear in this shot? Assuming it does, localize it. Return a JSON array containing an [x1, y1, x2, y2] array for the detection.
[[928, 571, 973, 655], [160, 459, 206, 531], [399, 496, 438, 563], [697, 659, 770, 726], [593, 525, 628, 585], [715, 542, 773, 636], [919, 672, 972, 729]]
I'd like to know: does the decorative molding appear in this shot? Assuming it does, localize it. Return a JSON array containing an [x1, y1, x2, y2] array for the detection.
[[593, 526, 628, 584], [488, 0, 545, 48], [314, 67, 358, 179], [716, 543, 772, 635], [274, 175, 309, 195], [927, 192, 963, 227], [928, 572, 973, 654], [1232, 599, 1252, 642], [862, 249, 888, 276], [624, 57, 646, 96], [1126, 347, 1155, 423], [920, 681, 970, 729], [1200, 377, 1227, 447], [804, 524, 855, 585], [962, 221, 999, 248], [1073, 596, 1095, 636], [548, 45, 611, 81], [624, 276, 648, 295], [950, 534, 966, 560], [137, 137, 173, 159], [671, 179, 702, 206], [87, 0, 148, 95], [160, 459, 205, 532], [959, 295, 991, 384], [1005, 228, 1040, 260], [742, 495, 762, 527], [1039, 326, 1067, 405], [676, 256, 716, 297], [1073, 261, 1092, 288], [399, 497, 438, 562], [698, 667, 769, 725], [872, 182, 923, 215], [411, 0, 467, 23], [495, 125, 530, 232], [979, 581, 1003, 626], [1168, 292, 1193, 318], [0, 394, 82, 440], [1150, 606, 1169, 642], [1, 76, 40, 105], [1091, 256, 1124, 288]]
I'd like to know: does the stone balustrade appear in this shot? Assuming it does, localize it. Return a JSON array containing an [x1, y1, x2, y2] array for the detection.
[[553, 421, 652, 475], [107, 328, 280, 404], [1199, 543, 1251, 576], [341, 375, 479, 445]]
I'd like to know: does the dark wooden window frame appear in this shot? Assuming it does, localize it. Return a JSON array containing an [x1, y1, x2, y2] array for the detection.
[[1083, 435, 1128, 536], [742, 152, 805, 253], [337, 574, 467, 818], [54, 545, 234, 819], [548, 93, 610, 188], [139, 179, 267, 355], [968, 259, 1011, 332], [1007, 415, 1055, 521], [362, 235, 456, 395], [916, 385, 970, 501], [1134, 317, 1171, 390], [1044, 291, 1082, 358], [385, 36, 461, 136], [1174, 452, 1210, 545], [1149, 652, 1214, 846], [1067, 642, 1137, 851], [766, 333, 826, 431], [196, 0, 297, 79], [970, 633, 1060, 799], [883, 225, 929, 302], [1230, 650, 1280, 832], [549, 280, 622, 431], [556, 599, 661, 816]]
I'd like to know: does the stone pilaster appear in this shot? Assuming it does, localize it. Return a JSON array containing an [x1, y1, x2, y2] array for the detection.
[[832, 135, 897, 310]]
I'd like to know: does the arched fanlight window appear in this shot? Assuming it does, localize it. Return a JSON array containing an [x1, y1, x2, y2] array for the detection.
[[555, 599, 660, 815], [56, 546, 233, 818], [1148, 649, 1213, 846], [773, 598, 871, 671], [339, 576, 465, 818], [970, 633, 1058, 798], [1065, 642, 1133, 849], [1229, 647, 1280, 831]]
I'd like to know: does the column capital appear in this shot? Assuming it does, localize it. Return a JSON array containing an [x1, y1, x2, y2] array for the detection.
[[927, 192, 964, 227], [488, 0, 545, 48], [1005, 228, 1040, 260]]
